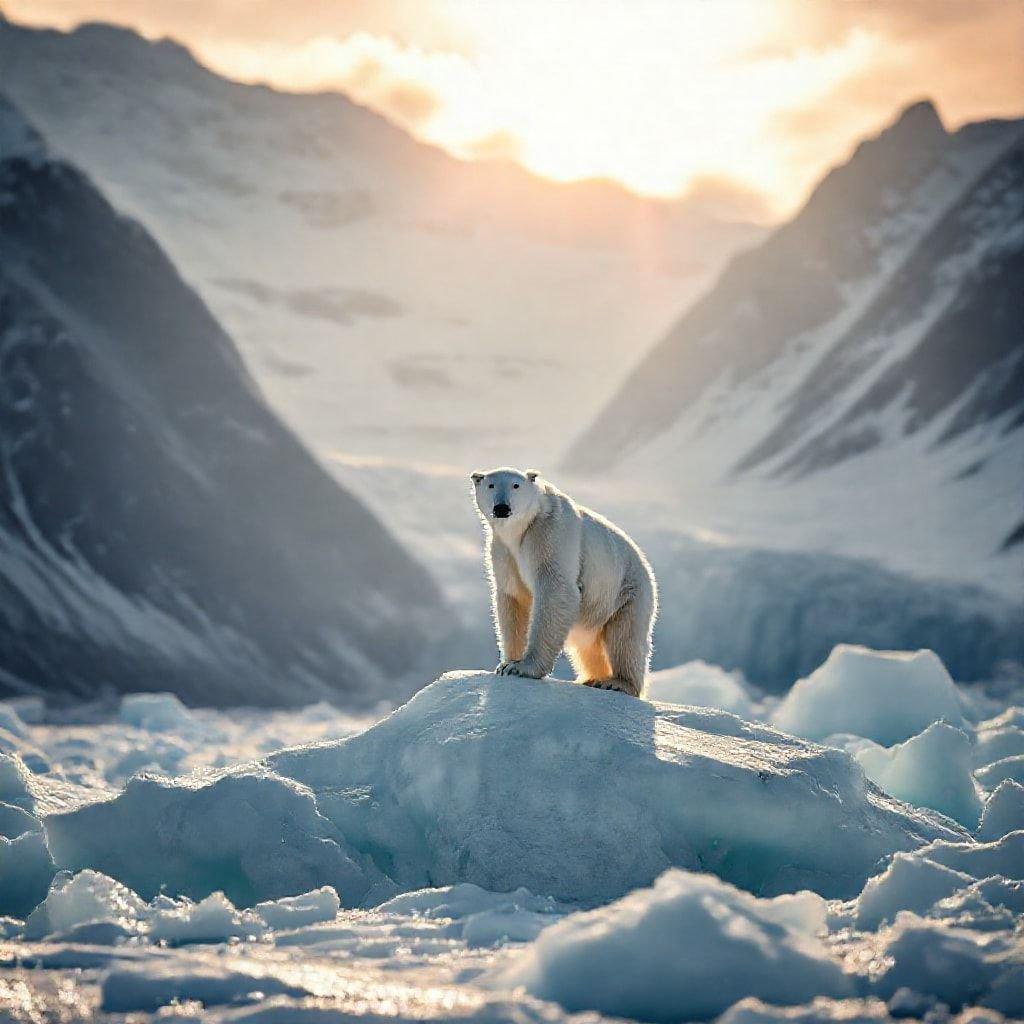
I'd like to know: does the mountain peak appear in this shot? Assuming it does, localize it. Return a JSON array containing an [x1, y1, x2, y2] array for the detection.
[[888, 98, 946, 140]]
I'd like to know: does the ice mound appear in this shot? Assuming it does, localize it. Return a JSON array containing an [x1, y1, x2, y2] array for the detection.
[[0, 752, 59, 915], [849, 722, 983, 829], [0, 752, 33, 806], [47, 674, 966, 906], [491, 869, 852, 1022], [0, 801, 41, 839], [771, 646, 964, 745], [976, 754, 1024, 789], [377, 883, 568, 947], [855, 852, 974, 928], [46, 771, 378, 906], [119, 692, 196, 732], [978, 781, 1024, 840], [25, 868, 340, 945], [974, 723, 1024, 767], [646, 660, 755, 717], [0, 830, 54, 917], [912, 831, 1024, 881], [255, 886, 340, 930], [874, 915, 1024, 1015]]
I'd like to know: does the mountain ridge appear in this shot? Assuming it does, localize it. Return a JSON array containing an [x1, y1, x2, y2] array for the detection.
[[561, 99, 1023, 599], [0, 95, 448, 706]]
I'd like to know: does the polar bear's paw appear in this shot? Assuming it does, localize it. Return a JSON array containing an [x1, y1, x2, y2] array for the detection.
[[583, 678, 640, 697], [496, 659, 546, 679]]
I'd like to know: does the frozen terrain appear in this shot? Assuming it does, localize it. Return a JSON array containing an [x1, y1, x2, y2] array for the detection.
[[1, 646, 1023, 1023]]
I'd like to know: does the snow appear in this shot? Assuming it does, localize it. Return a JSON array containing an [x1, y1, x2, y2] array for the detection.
[[771, 646, 965, 745], [646, 659, 755, 716], [978, 780, 1024, 840], [492, 869, 853, 1022], [873, 915, 1023, 1015], [0, 650, 1022, 1022], [716, 998, 892, 1024], [24, 868, 343, 945], [974, 719, 1024, 767], [855, 852, 974, 928], [976, 754, 1024, 788], [0, 751, 33, 806], [912, 830, 1024, 881], [255, 886, 340, 930], [148, 891, 266, 945], [377, 883, 568, 948], [846, 722, 983, 828]]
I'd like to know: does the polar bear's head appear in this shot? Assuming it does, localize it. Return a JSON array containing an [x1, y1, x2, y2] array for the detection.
[[471, 467, 541, 524]]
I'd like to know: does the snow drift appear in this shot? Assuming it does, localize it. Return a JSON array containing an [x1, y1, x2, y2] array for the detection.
[[492, 869, 852, 1022], [46, 672, 966, 907]]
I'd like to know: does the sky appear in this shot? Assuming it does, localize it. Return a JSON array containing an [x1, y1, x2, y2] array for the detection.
[[6, 0, 1023, 218]]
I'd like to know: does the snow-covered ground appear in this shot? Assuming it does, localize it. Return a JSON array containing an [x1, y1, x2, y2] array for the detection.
[[1, 646, 1022, 1023]]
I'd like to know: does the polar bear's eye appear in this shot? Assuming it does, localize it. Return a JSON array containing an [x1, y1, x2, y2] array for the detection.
[[513, 484, 520, 489], [488, 484, 494, 489]]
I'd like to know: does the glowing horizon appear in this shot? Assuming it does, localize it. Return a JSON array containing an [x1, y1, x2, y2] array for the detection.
[[5, 0, 1022, 219]]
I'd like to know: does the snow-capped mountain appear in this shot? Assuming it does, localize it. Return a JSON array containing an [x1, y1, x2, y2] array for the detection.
[[0, 14, 762, 472], [565, 101, 1024, 598], [0, 96, 447, 706]]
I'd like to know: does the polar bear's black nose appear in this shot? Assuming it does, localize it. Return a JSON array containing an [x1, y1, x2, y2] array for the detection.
[[493, 503, 511, 518]]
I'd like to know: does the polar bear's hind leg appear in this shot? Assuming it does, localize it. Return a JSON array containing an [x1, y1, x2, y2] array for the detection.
[[601, 593, 654, 698], [567, 632, 613, 685]]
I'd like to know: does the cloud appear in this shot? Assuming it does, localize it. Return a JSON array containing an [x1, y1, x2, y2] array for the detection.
[[5, 0, 1022, 218], [681, 176, 775, 225], [378, 81, 440, 125], [460, 131, 522, 162]]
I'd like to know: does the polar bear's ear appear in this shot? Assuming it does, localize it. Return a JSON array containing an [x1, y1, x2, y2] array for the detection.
[[526, 470, 540, 482], [471, 471, 484, 484]]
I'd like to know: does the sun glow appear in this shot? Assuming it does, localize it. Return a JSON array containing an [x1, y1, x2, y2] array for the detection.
[[194, 1, 885, 216], [9, 0, 1023, 217]]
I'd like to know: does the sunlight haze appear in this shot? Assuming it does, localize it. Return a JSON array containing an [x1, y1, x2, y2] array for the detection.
[[5, 0, 1022, 217]]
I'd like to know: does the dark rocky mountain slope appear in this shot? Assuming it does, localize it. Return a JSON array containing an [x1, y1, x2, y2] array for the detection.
[[0, 97, 446, 706]]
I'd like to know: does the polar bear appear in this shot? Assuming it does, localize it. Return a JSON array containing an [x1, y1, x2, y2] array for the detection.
[[471, 467, 657, 697]]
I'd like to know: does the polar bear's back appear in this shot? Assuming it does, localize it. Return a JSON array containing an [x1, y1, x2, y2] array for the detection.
[[575, 501, 656, 628]]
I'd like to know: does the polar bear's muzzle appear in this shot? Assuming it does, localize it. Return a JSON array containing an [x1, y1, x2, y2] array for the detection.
[[493, 503, 512, 519]]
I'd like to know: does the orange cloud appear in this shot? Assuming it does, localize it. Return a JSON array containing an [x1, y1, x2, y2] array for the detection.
[[5, 0, 1022, 217]]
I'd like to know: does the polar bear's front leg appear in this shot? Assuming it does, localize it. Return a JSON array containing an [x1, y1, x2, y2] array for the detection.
[[494, 591, 530, 672], [499, 567, 579, 679]]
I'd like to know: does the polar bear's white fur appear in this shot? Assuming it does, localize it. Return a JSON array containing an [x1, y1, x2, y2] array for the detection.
[[471, 467, 657, 697]]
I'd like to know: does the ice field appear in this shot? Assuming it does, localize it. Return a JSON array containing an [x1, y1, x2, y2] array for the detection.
[[0, 645, 1022, 1022]]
